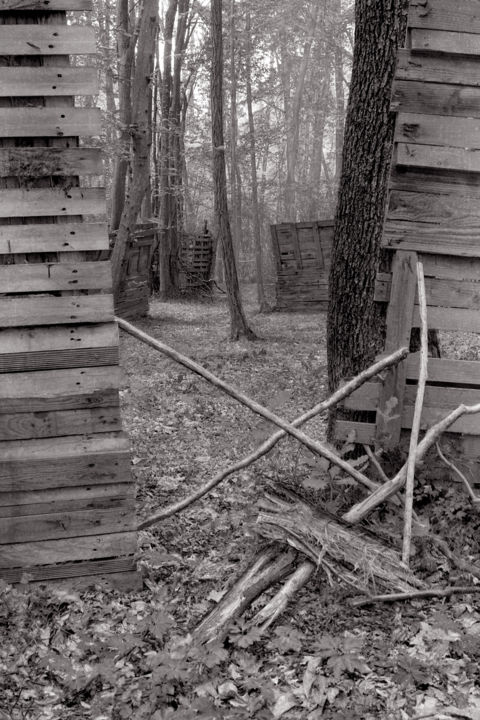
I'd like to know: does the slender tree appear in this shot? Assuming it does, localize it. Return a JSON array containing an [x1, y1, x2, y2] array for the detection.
[[210, 0, 256, 340], [327, 0, 409, 395]]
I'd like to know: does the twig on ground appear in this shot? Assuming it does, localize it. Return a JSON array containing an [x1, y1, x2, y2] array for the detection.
[[430, 534, 480, 581], [436, 443, 480, 505], [363, 445, 389, 483], [343, 402, 480, 524], [403, 259, 428, 565], [351, 585, 480, 608], [252, 562, 315, 633], [138, 347, 408, 529]]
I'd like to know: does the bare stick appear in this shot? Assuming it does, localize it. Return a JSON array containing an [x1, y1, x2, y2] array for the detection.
[[436, 443, 480, 504], [430, 535, 480, 581], [344, 402, 480, 524], [118, 318, 407, 517], [252, 562, 315, 632], [402, 260, 428, 566], [363, 445, 389, 483], [352, 585, 480, 608], [138, 346, 408, 529]]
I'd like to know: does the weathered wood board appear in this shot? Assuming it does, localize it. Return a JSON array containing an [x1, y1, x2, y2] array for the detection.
[[0, 1, 138, 587], [336, 0, 480, 460]]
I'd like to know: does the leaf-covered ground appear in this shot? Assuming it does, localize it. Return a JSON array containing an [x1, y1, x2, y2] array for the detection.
[[2, 287, 480, 720]]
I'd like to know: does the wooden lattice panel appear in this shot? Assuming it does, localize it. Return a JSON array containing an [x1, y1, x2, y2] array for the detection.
[[335, 0, 480, 456], [0, 3, 139, 588]]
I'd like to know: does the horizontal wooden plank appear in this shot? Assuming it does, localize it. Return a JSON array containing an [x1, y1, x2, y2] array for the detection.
[[0, 24, 96, 55], [0, 556, 135, 584], [0, 294, 114, 326], [390, 166, 480, 197], [0, 261, 111, 293], [383, 221, 480, 255], [411, 27, 480, 55], [0, 187, 105, 218], [375, 276, 480, 309], [0, 222, 109, 254], [395, 112, 480, 149], [422, 254, 480, 280], [334, 420, 376, 445], [388, 189, 480, 228], [413, 305, 480, 331], [0, 483, 134, 511], [0, 0, 92, 9], [392, 79, 480, 117], [409, 0, 480, 34], [0, 365, 121, 411], [397, 48, 480, 87], [0, 531, 136, 569], [0, 148, 103, 179], [0, 67, 97, 97], [396, 142, 480, 174], [0, 107, 101, 138], [0, 406, 121, 440], [0, 323, 118, 372], [407, 354, 480, 385], [0, 433, 131, 492]]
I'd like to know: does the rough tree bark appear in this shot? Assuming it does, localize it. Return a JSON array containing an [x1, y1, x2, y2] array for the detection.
[[110, 0, 158, 294], [210, 0, 256, 340], [327, 0, 409, 395]]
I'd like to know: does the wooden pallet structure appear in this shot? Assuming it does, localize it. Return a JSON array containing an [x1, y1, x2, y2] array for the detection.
[[270, 220, 333, 311], [0, 0, 139, 588], [335, 0, 480, 458], [178, 229, 214, 294], [111, 223, 156, 320]]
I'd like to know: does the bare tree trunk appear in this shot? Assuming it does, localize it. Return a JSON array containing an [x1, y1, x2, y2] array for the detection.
[[110, 0, 136, 230], [210, 0, 256, 340], [327, 0, 409, 398], [245, 9, 268, 312], [110, 0, 158, 293], [334, 36, 345, 190], [229, 0, 241, 255]]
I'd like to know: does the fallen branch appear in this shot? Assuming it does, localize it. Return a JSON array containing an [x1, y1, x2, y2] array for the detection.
[[252, 562, 315, 632], [430, 535, 480, 581], [138, 346, 408, 529], [193, 546, 297, 645], [436, 443, 480, 505], [256, 492, 423, 594], [343, 402, 480, 524], [403, 259, 428, 565], [351, 585, 480, 608]]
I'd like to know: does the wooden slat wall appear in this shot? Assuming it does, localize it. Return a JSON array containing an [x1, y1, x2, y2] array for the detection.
[[0, 4, 138, 587], [336, 0, 480, 458], [271, 220, 333, 311]]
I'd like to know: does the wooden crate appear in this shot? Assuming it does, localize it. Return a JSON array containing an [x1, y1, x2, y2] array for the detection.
[[112, 223, 156, 319], [0, 3, 140, 588], [335, 0, 480, 460], [270, 220, 333, 311], [179, 231, 214, 293]]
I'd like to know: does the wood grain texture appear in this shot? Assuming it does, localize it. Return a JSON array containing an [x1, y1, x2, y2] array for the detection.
[[0, 261, 111, 292], [409, 0, 480, 34], [0, 187, 106, 218], [396, 143, 480, 173], [0, 531, 136, 568], [0, 556, 135, 585], [375, 275, 480, 309], [392, 79, 480, 117], [412, 305, 480, 331], [0, 221, 109, 253], [0, 347, 118, 373], [0, 294, 114, 327], [384, 221, 480, 255], [0, 365, 121, 410], [375, 251, 417, 448], [0, 107, 101, 137], [0, 406, 121, 440], [0, 67, 97, 97], [335, 421, 376, 445], [0, 24, 96, 54], [411, 27, 480, 55], [0, 483, 134, 511], [388, 189, 480, 228], [396, 112, 480, 148], [390, 166, 480, 197], [0, 0, 92, 8], [397, 48, 480, 86], [0, 147, 103, 178]]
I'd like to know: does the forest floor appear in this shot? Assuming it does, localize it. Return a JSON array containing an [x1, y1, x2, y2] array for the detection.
[[3, 286, 480, 720]]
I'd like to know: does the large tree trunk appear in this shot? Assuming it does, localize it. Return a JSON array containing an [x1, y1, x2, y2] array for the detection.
[[327, 0, 409, 396], [210, 0, 256, 341], [110, 0, 158, 294]]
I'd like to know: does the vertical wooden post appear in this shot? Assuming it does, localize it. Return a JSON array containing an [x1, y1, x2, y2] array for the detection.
[[375, 250, 417, 448]]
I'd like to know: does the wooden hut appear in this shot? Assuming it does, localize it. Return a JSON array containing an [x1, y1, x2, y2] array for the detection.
[[0, 0, 139, 588], [270, 220, 334, 311]]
